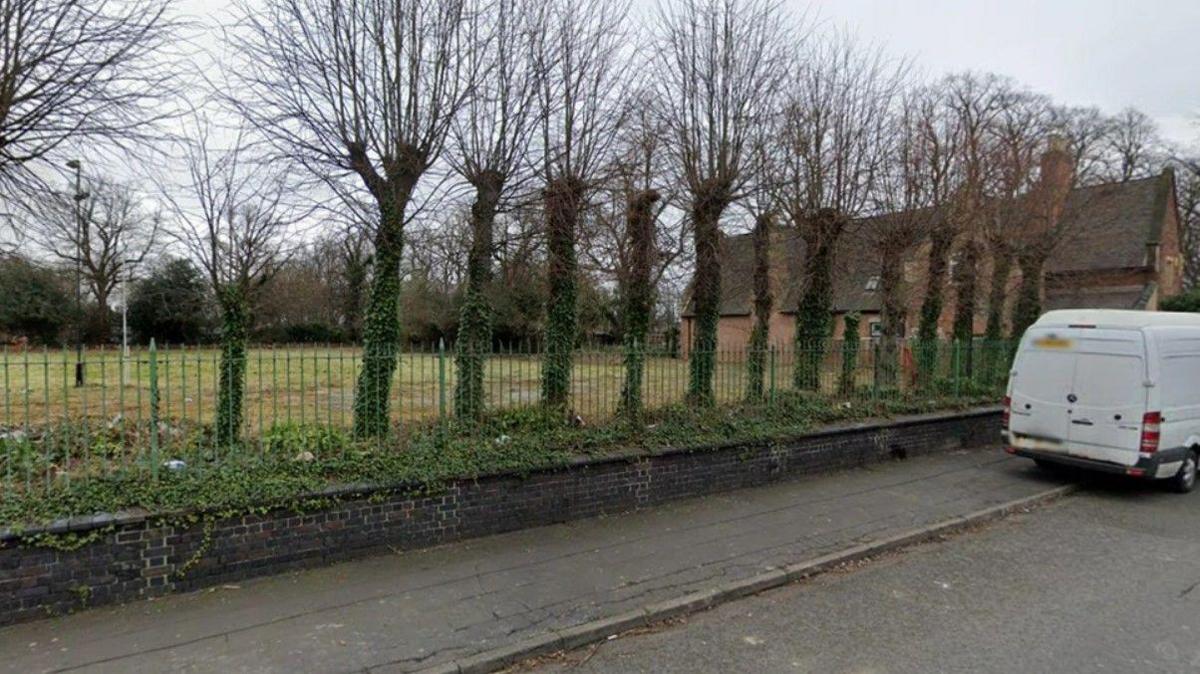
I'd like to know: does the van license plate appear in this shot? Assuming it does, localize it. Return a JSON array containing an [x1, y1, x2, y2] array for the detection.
[[1033, 337, 1073, 349]]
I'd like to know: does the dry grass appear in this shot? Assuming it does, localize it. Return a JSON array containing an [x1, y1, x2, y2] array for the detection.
[[0, 345, 845, 431]]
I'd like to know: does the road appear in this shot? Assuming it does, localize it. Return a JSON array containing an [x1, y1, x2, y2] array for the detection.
[[532, 473, 1200, 673]]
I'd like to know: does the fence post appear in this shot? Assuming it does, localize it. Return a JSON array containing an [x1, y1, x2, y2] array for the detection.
[[149, 338, 160, 480]]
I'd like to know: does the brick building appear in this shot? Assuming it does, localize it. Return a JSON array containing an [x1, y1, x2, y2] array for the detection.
[[681, 147, 1184, 353]]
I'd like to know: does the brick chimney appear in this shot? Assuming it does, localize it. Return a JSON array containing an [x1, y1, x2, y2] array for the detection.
[[1036, 134, 1074, 230]]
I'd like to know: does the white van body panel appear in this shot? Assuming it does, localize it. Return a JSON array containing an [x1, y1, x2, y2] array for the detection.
[[1007, 310, 1200, 475]]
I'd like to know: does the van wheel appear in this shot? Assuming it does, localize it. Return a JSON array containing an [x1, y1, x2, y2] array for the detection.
[[1170, 451, 1198, 494]]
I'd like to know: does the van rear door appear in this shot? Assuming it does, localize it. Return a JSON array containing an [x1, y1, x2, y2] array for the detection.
[[1009, 328, 1078, 450], [1065, 329, 1147, 466]]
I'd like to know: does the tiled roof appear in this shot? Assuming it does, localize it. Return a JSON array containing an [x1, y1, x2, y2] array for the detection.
[[685, 171, 1175, 317]]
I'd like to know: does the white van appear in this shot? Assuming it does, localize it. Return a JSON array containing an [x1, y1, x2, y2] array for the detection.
[[1004, 309, 1200, 492]]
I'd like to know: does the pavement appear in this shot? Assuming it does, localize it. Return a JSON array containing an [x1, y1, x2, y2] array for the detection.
[[0, 447, 1068, 673], [531, 473, 1200, 674]]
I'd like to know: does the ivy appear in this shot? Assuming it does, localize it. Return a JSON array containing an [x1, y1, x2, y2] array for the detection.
[[688, 185, 731, 406], [542, 177, 583, 409], [2, 391, 1001, 542], [794, 209, 844, 391], [620, 189, 660, 419], [745, 212, 773, 402], [951, 239, 980, 378], [215, 286, 248, 447], [456, 173, 503, 420], [916, 227, 957, 389], [838, 313, 860, 395]]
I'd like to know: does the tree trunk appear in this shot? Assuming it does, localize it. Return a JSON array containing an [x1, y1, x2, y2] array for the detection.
[[216, 286, 248, 447], [1011, 245, 1048, 339], [983, 239, 1014, 384], [687, 187, 729, 406], [620, 189, 660, 418], [876, 240, 906, 389], [951, 238, 980, 379], [745, 212, 773, 402], [794, 208, 844, 392], [353, 176, 417, 438], [838, 313, 860, 396], [541, 177, 583, 409], [455, 171, 503, 420], [915, 227, 955, 387]]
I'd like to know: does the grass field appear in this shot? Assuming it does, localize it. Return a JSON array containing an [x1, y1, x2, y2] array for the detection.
[[0, 344, 864, 433]]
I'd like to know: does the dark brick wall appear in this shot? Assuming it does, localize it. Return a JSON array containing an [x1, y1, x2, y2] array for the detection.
[[0, 409, 1000, 626]]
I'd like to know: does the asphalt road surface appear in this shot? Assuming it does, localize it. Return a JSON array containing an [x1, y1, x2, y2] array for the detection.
[[533, 471, 1200, 674]]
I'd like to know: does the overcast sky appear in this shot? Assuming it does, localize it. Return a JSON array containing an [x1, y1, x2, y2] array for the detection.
[[181, 0, 1200, 146], [801, 0, 1200, 145]]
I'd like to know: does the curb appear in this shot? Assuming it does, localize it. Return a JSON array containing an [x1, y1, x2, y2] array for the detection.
[[409, 482, 1077, 674]]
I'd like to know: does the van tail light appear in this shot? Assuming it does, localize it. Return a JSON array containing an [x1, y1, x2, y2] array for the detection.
[[1002, 396, 1011, 431], [1140, 412, 1162, 453]]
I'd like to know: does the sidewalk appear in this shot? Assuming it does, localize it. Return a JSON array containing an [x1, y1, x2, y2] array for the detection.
[[1, 448, 1067, 674]]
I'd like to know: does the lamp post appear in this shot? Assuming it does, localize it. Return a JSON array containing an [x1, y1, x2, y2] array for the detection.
[[121, 258, 137, 383], [65, 159, 89, 387]]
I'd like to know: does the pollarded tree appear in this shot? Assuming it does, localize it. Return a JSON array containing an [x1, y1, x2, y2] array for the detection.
[[536, 0, 630, 409], [449, 0, 547, 420], [230, 0, 473, 437], [780, 31, 903, 390], [867, 90, 946, 388], [166, 121, 293, 446], [656, 0, 793, 405], [744, 210, 774, 402]]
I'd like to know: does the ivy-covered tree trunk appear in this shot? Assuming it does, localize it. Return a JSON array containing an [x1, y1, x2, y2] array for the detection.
[[620, 189, 660, 418], [354, 175, 417, 438], [951, 238, 980, 379], [687, 186, 730, 406], [745, 212, 773, 403], [838, 313, 860, 396], [794, 209, 844, 392], [542, 177, 583, 409], [876, 243, 906, 389], [1011, 247, 1048, 339], [216, 286, 248, 447], [915, 228, 955, 388], [455, 172, 503, 420], [983, 239, 1013, 384]]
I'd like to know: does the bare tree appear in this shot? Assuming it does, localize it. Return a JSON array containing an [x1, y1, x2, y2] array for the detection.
[[231, 0, 473, 436], [450, 0, 547, 419], [656, 0, 792, 404], [1104, 107, 1162, 182], [779, 31, 903, 390], [165, 121, 292, 445], [29, 178, 159, 341], [0, 0, 182, 197], [984, 86, 1051, 340], [1174, 155, 1200, 291], [866, 88, 948, 388], [536, 0, 630, 408]]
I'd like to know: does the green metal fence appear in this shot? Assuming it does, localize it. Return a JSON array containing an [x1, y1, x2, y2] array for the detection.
[[0, 338, 1014, 494]]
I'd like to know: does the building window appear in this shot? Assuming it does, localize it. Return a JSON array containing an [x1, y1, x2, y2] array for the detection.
[[869, 321, 883, 338], [864, 276, 880, 291]]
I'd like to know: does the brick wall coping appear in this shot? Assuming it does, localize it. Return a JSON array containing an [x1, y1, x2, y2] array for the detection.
[[0, 405, 1000, 543]]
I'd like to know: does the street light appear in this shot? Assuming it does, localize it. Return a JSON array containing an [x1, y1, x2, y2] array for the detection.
[[65, 159, 90, 387], [120, 258, 138, 383]]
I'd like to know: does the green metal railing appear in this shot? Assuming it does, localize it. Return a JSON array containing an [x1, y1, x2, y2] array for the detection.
[[0, 338, 1014, 494]]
